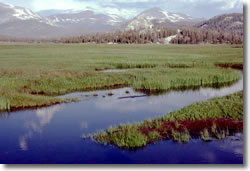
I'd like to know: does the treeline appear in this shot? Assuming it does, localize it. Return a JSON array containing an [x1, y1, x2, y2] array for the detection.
[[0, 27, 243, 44], [169, 28, 243, 44], [60, 27, 243, 44], [0, 35, 58, 43]]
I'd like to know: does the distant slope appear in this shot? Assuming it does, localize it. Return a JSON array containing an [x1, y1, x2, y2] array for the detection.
[[195, 13, 243, 32], [0, 2, 63, 38], [48, 11, 126, 33], [0, 2, 243, 40], [37, 9, 80, 17], [0, 2, 43, 24], [123, 7, 203, 31], [0, 2, 126, 38]]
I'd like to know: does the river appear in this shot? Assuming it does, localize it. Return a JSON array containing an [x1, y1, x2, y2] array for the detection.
[[0, 74, 243, 164]]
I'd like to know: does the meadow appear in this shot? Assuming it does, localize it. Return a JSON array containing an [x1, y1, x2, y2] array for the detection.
[[0, 43, 243, 111]]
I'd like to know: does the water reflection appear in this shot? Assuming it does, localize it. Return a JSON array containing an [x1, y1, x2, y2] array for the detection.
[[80, 121, 88, 130], [199, 75, 243, 98], [0, 74, 243, 164], [18, 104, 64, 151], [19, 134, 30, 151], [92, 74, 243, 115], [36, 105, 64, 126], [216, 133, 243, 156]]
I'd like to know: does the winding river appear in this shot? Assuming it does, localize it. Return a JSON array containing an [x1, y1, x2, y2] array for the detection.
[[0, 74, 243, 164]]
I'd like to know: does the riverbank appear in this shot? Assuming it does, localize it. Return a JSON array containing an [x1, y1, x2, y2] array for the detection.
[[0, 44, 243, 111], [91, 91, 243, 149], [0, 75, 243, 163]]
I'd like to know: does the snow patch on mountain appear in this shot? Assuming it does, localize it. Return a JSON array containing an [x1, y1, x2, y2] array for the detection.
[[125, 8, 195, 31], [47, 11, 125, 28], [2, 2, 15, 8], [126, 16, 153, 30], [0, 2, 58, 27], [107, 14, 125, 26], [12, 8, 41, 20]]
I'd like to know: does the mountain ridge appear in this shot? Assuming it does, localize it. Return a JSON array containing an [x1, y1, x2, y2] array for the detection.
[[195, 13, 243, 32], [0, 2, 243, 39], [123, 7, 203, 31]]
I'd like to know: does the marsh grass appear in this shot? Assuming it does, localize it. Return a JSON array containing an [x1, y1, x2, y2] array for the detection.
[[91, 91, 243, 149], [214, 129, 230, 140], [171, 129, 190, 143], [147, 131, 162, 142], [92, 126, 148, 149], [162, 91, 243, 121], [114, 63, 157, 69], [200, 129, 211, 141], [0, 44, 242, 110], [215, 62, 243, 70], [167, 62, 195, 68], [0, 97, 10, 111]]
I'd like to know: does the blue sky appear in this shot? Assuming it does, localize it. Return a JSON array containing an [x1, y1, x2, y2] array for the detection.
[[0, 0, 243, 19]]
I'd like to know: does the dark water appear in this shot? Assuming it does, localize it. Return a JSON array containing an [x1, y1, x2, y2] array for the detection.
[[0, 74, 243, 164]]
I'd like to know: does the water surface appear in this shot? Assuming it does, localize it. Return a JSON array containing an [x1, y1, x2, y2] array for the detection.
[[0, 74, 243, 164]]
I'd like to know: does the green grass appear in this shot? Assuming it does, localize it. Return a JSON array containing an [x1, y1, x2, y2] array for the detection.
[[91, 126, 148, 148], [171, 129, 191, 143], [200, 129, 211, 141], [162, 91, 243, 121], [91, 91, 243, 149], [0, 44, 243, 111]]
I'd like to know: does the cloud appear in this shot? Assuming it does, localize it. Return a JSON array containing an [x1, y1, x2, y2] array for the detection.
[[36, 104, 64, 126], [1, 0, 243, 18]]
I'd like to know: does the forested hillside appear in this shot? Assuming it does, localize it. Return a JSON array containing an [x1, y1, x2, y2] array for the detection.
[[60, 27, 243, 44]]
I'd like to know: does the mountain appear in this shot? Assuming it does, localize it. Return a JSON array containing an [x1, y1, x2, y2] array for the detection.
[[0, 2, 126, 38], [38, 9, 80, 17], [0, 2, 42, 24], [0, 2, 62, 38], [47, 11, 126, 33], [0, 3, 242, 40], [195, 13, 243, 32], [123, 7, 202, 31]]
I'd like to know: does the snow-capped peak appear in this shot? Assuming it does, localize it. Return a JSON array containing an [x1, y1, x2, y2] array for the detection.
[[12, 8, 41, 20], [107, 14, 125, 25], [141, 8, 191, 23], [125, 7, 194, 31], [1, 2, 15, 8], [0, 2, 59, 27], [0, 2, 41, 21]]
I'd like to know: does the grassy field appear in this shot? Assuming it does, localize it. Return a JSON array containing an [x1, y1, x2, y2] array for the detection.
[[0, 43, 243, 111], [91, 91, 243, 149]]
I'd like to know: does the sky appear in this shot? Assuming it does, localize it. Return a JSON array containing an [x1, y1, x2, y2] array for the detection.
[[0, 0, 243, 19]]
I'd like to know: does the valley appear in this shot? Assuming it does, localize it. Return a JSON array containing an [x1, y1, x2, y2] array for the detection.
[[0, 0, 244, 165]]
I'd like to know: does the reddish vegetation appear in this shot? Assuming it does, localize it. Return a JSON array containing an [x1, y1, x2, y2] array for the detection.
[[107, 92, 114, 96], [215, 64, 243, 70], [18, 85, 46, 95], [31, 91, 46, 95], [34, 80, 39, 85], [139, 118, 243, 138], [95, 67, 109, 71]]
